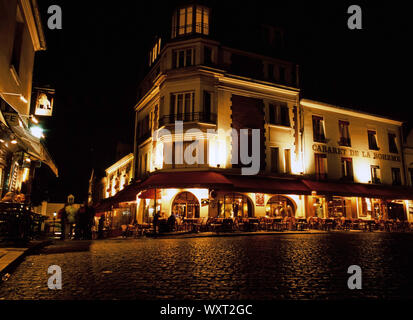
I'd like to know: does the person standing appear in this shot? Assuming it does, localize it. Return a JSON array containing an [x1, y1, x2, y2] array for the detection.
[[153, 211, 160, 234], [98, 215, 105, 239], [85, 203, 95, 240], [75, 204, 85, 240], [58, 207, 67, 240]]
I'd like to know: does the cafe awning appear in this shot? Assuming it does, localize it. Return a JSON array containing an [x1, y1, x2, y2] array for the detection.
[[9, 123, 58, 177], [138, 188, 162, 199], [139, 171, 233, 189], [113, 182, 142, 203], [94, 197, 116, 213], [302, 179, 413, 200], [224, 174, 311, 195]]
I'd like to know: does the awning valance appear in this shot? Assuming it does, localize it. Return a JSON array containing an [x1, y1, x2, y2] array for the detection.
[[302, 179, 413, 200], [9, 123, 58, 177], [139, 171, 233, 189], [223, 174, 311, 195]]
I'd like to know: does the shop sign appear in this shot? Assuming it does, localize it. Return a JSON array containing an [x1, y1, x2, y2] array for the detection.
[[255, 193, 265, 206], [34, 89, 54, 116], [312, 144, 401, 162]]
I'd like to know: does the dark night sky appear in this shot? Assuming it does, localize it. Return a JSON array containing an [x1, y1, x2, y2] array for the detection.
[[31, 1, 412, 204]]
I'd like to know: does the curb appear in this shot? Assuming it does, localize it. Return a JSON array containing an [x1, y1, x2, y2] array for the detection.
[[0, 240, 53, 279], [145, 230, 328, 240]]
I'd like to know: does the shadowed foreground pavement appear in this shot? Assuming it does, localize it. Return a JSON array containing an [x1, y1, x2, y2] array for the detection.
[[0, 233, 413, 300]]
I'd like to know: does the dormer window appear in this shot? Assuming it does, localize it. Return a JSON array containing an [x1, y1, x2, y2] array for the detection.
[[149, 38, 162, 67], [172, 5, 210, 38]]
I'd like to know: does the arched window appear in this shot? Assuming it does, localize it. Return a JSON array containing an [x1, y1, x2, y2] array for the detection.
[[222, 193, 254, 218], [172, 5, 210, 38], [266, 195, 296, 218], [172, 192, 200, 218]]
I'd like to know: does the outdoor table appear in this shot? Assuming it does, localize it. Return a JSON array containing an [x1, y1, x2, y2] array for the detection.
[[296, 219, 307, 231], [246, 218, 259, 232], [273, 218, 284, 231]]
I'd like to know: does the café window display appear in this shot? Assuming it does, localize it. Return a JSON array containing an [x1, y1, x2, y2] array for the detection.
[[326, 196, 349, 218], [172, 192, 200, 218], [266, 195, 295, 218], [360, 198, 386, 220], [223, 193, 254, 218]]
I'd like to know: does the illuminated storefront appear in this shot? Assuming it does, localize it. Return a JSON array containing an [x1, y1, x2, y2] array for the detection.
[[95, 3, 413, 230]]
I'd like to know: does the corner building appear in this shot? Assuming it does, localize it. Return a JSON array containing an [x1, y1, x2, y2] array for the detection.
[[126, 2, 413, 224]]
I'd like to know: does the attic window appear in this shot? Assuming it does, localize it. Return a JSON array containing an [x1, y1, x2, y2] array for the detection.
[[172, 5, 209, 38]]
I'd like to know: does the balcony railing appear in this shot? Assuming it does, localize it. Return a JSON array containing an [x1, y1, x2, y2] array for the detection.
[[338, 137, 351, 147], [159, 112, 217, 127]]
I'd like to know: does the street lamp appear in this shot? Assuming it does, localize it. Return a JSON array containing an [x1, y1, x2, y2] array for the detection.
[[0, 92, 28, 104], [53, 212, 57, 237]]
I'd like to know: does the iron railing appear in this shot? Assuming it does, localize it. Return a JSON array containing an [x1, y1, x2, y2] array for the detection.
[[0, 203, 46, 241], [159, 112, 217, 127]]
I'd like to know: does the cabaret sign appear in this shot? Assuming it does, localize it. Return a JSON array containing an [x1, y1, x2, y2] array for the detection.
[[312, 144, 401, 162]]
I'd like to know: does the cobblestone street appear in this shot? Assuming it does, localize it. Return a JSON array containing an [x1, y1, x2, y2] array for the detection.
[[1, 232, 413, 300]]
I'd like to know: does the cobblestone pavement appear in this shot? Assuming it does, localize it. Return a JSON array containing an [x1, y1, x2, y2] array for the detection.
[[0, 232, 412, 300]]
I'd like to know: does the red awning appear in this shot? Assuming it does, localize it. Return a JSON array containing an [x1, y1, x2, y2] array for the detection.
[[94, 197, 115, 213], [113, 183, 141, 203], [302, 179, 413, 200], [224, 174, 311, 195], [138, 189, 162, 199], [139, 171, 233, 189]]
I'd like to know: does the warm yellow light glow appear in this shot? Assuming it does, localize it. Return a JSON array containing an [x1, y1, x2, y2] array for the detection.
[[20, 96, 28, 104], [209, 137, 227, 168], [164, 189, 179, 201], [22, 167, 29, 182], [31, 116, 39, 124], [353, 159, 371, 183], [11, 140, 17, 144], [186, 189, 208, 201], [154, 142, 164, 170]]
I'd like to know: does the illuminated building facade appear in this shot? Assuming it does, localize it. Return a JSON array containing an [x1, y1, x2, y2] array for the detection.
[[98, 2, 413, 225], [0, 0, 57, 201]]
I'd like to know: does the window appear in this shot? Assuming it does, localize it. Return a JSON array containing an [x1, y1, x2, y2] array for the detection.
[[144, 154, 148, 175], [170, 92, 195, 119], [204, 46, 213, 65], [315, 154, 327, 180], [266, 195, 295, 218], [341, 158, 353, 181], [172, 192, 200, 218], [270, 147, 279, 173], [172, 48, 194, 68], [269, 103, 290, 126], [223, 194, 254, 218], [169, 140, 207, 167], [368, 130, 379, 150], [284, 149, 291, 174], [172, 5, 209, 38], [148, 38, 162, 66], [338, 121, 351, 147], [312, 116, 326, 143], [370, 165, 381, 184], [196, 6, 209, 35], [203, 91, 212, 121], [392, 168, 402, 186], [11, 22, 24, 74], [388, 133, 398, 154]]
